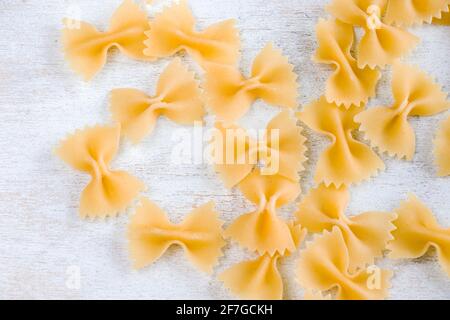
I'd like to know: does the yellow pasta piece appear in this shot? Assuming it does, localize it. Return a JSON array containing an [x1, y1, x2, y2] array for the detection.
[[296, 227, 393, 300], [355, 63, 450, 160], [212, 111, 307, 188], [314, 19, 381, 108], [387, 195, 450, 277], [295, 184, 396, 272], [297, 97, 384, 187], [128, 198, 225, 273], [224, 170, 301, 256], [55, 125, 145, 219], [385, 0, 450, 26], [327, 0, 419, 69], [220, 254, 283, 300], [110, 58, 204, 144], [433, 7, 450, 25], [204, 44, 298, 122], [144, 0, 240, 66], [219, 223, 306, 300], [62, 0, 152, 80], [435, 116, 450, 176]]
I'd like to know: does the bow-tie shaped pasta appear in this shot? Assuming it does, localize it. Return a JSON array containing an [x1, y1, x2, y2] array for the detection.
[[224, 170, 301, 256], [62, 0, 152, 81], [128, 198, 225, 273], [110, 59, 204, 143], [219, 223, 306, 300], [327, 0, 419, 69], [355, 64, 450, 160], [314, 19, 380, 108], [204, 44, 298, 122], [385, 0, 450, 26], [56, 125, 145, 218], [297, 97, 385, 187], [387, 195, 450, 277], [434, 116, 450, 176], [212, 111, 306, 189], [144, 0, 240, 66], [297, 227, 393, 300], [220, 255, 282, 300], [295, 184, 396, 273]]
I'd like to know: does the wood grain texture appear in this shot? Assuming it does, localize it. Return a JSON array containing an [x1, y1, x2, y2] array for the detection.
[[0, 0, 449, 299]]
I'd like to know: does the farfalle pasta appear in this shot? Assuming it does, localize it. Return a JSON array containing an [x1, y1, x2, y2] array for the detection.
[[297, 97, 385, 187], [144, 0, 240, 66], [219, 223, 306, 300], [128, 198, 225, 273], [212, 111, 306, 188], [355, 63, 450, 160], [296, 227, 393, 300], [204, 44, 298, 122], [387, 195, 450, 277], [55, 125, 145, 218], [224, 170, 301, 256], [434, 116, 450, 176], [385, 0, 450, 26], [110, 58, 204, 144], [55, 0, 450, 300], [314, 19, 380, 108], [62, 0, 152, 80], [220, 255, 283, 300], [327, 0, 419, 69], [295, 184, 396, 272]]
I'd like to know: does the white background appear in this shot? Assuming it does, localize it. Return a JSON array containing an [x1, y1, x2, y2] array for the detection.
[[0, 0, 449, 299]]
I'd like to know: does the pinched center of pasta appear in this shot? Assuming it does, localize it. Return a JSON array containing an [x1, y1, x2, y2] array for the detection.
[[144, 227, 219, 243], [395, 99, 414, 117], [240, 76, 264, 93], [366, 5, 382, 30], [144, 96, 169, 114]]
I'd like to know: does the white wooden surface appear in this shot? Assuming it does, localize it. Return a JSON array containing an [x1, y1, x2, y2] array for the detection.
[[0, 0, 449, 300]]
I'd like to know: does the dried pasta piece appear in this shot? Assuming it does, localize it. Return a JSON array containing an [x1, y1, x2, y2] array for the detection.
[[219, 223, 306, 300], [327, 0, 419, 69], [220, 254, 283, 300], [296, 227, 393, 300], [434, 116, 450, 176], [204, 44, 298, 122], [314, 19, 381, 108], [295, 184, 396, 272], [385, 0, 450, 26], [212, 111, 307, 188], [387, 195, 450, 277], [433, 7, 450, 25], [110, 59, 204, 143], [224, 170, 301, 256], [355, 63, 450, 160], [297, 97, 385, 187], [56, 125, 145, 219], [144, 0, 240, 66], [62, 0, 152, 80], [128, 198, 225, 273]]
